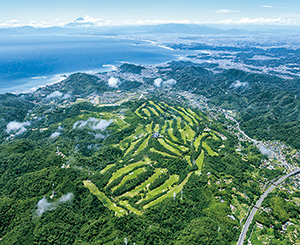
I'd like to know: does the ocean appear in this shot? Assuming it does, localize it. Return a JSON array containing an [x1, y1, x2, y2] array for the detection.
[[0, 35, 183, 94]]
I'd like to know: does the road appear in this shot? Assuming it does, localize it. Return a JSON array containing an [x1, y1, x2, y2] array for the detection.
[[237, 168, 300, 245]]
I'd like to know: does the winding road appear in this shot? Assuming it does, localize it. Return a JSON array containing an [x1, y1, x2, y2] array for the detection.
[[237, 168, 300, 245]]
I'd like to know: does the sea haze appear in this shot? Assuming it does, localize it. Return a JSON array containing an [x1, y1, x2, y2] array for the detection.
[[0, 35, 179, 94]]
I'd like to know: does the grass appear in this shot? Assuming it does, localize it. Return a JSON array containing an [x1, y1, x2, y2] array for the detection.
[[120, 168, 168, 198], [168, 127, 178, 142], [194, 132, 209, 149], [202, 141, 219, 156], [187, 108, 201, 121], [164, 137, 189, 152], [143, 172, 192, 209], [146, 122, 153, 134], [150, 148, 177, 158], [149, 100, 164, 114], [142, 108, 151, 117], [174, 107, 194, 126], [136, 175, 179, 204], [161, 121, 168, 134], [124, 137, 144, 156], [119, 200, 142, 215], [111, 167, 146, 192], [134, 134, 151, 154], [181, 107, 199, 125], [83, 181, 127, 217], [148, 106, 159, 117], [100, 164, 115, 174], [183, 123, 196, 141], [157, 138, 181, 156], [154, 124, 160, 132], [107, 158, 151, 185], [195, 150, 204, 175], [134, 106, 147, 119], [176, 118, 186, 144], [184, 155, 192, 167]]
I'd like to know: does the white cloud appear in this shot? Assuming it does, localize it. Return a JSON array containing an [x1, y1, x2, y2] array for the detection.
[[154, 78, 163, 87], [50, 132, 61, 138], [164, 79, 177, 86], [46, 91, 63, 99], [108, 77, 120, 88], [6, 121, 31, 135], [217, 9, 239, 14], [35, 193, 74, 217], [261, 5, 274, 8], [73, 117, 113, 131], [202, 17, 293, 25], [121, 19, 191, 26], [230, 80, 248, 88]]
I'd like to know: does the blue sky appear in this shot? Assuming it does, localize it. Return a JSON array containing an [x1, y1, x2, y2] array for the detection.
[[0, 0, 299, 27]]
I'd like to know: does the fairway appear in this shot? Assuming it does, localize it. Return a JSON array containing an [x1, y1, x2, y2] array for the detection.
[[157, 138, 181, 155], [119, 200, 142, 215], [203, 141, 219, 156], [121, 168, 168, 198], [150, 148, 177, 158], [134, 134, 151, 154], [83, 181, 127, 217], [194, 132, 209, 149], [111, 167, 146, 192], [143, 173, 192, 209], [149, 101, 165, 114], [148, 106, 159, 116], [142, 108, 151, 117], [136, 175, 179, 204], [124, 137, 144, 156], [107, 158, 151, 185], [100, 164, 115, 174]]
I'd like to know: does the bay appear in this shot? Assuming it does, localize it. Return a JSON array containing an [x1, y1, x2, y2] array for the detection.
[[0, 35, 181, 94]]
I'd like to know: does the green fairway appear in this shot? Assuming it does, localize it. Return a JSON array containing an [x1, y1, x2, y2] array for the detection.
[[100, 164, 115, 174], [195, 150, 204, 175], [148, 106, 159, 116], [124, 137, 144, 156], [119, 200, 142, 215], [174, 107, 194, 126], [107, 158, 151, 185], [184, 155, 192, 167], [134, 135, 151, 154], [183, 123, 196, 141], [83, 181, 127, 217], [187, 108, 202, 121], [111, 167, 146, 192], [120, 168, 168, 198], [202, 141, 218, 156], [164, 137, 189, 152], [154, 124, 160, 132], [142, 108, 151, 117], [136, 175, 179, 204], [150, 148, 177, 158], [143, 173, 192, 209], [134, 106, 147, 119], [149, 100, 165, 114], [181, 107, 199, 125], [146, 122, 153, 134], [157, 138, 181, 155], [161, 121, 168, 134], [194, 132, 209, 149], [168, 127, 178, 142]]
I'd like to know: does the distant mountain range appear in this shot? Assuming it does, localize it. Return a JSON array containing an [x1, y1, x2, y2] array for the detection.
[[0, 22, 246, 36]]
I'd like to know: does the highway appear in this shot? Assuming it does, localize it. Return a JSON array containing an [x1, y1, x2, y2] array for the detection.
[[237, 168, 300, 245]]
